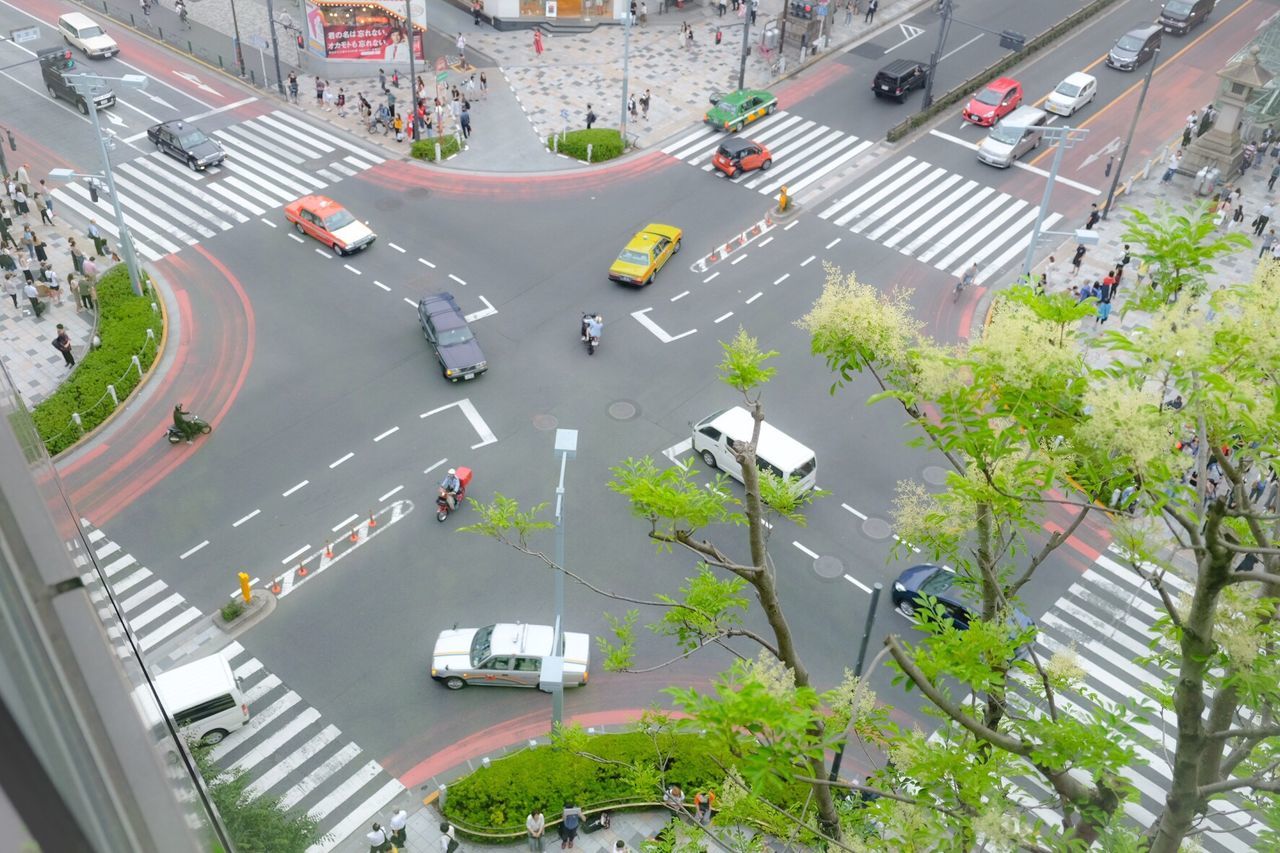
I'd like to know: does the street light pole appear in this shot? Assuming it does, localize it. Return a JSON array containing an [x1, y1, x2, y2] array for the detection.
[[737, 4, 754, 90], [920, 0, 952, 110], [1020, 126, 1089, 279], [620, 4, 633, 143], [548, 429, 578, 729], [265, 0, 286, 95], [1103, 45, 1160, 219], [828, 583, 882, 784], [228, 0, 247, 78], [405, 0, 421, 137]]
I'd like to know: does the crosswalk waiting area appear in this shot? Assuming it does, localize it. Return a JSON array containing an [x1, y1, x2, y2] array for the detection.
[[80, 523, 404, 852], [53, 110, 386, 261]]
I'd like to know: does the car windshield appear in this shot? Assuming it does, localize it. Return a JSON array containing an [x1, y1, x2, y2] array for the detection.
[[1055, 81, 1081, 98], [919, 568, 960, 599], [1116, 34, 1145, 51], [618, 249, 649, 265], [469, 625, 494, 665], [322, 209, 356, 230], [82, 26, 105, 37], [437, 325, 475, 347], [178, 130, 209, 148], [1165, 0, 1193, 13], [989, 124, 1025, 144], [974, 86, 1005, 106]]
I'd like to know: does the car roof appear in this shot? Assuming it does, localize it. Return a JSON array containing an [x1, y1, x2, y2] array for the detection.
[[294, 194, 341, 213], [155, 120, 196, 132], [987, 77, 1020, 90], [487, 623, 556, 657], [1125, 22, 1163, 36], [59, 11, 100, 26], [420, 292, 466, 327], [718, 137, 757, 155], [1061, 71, 1096, 87], [879, 59, 925, 74]]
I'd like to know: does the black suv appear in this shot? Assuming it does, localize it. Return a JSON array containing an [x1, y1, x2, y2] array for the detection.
[[146, 120, 226, 171], [417, 292, 488, 382], [38, 47, 115, 115], [872, 59, 928, 102]]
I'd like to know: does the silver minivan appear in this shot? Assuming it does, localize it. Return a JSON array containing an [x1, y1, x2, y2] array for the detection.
[[976, 106, 1048, 168]]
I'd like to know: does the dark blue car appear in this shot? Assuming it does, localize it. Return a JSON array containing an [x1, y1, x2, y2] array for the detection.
[[892, 564, 1035, 652]]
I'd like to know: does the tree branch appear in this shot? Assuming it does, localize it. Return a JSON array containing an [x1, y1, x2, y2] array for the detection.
[[1204, 724, 1280, 743], [1007, 504, 1091, 598], [1196, 759, 1280, 797]]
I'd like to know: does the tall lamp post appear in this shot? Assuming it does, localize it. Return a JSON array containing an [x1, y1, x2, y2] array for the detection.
[[1019, 126, 1095, 280], [827, 581, 882, 785], [1103, 46, 1160, 219], [736, 3, 755, 90], [55, 73, 149, 297], [228, 0, 247, 78], [405, 0, 422, 136], [620, 3, 633, 143], [266, 0, 286, 95], [540, 428, 578, 729]]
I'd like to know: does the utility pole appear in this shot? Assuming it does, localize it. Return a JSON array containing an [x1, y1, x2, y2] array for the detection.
[[1020, 126, 1090, 279], [1104, 46, 1160, 219], [620, 4, 633, 142], [737, 1, 754, 90], [921, 0, 952, 110], [405, 0, 421, 136], [228, 0, 247, 78], [266, 0, 285, 95], [828, 584, 882, 784]]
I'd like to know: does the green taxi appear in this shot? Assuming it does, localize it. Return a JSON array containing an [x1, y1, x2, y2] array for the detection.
[[705, 88, 778, 132]]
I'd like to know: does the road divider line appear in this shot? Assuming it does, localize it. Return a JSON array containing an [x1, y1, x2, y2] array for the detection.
[[825, 237, 841, 249], [774, 273, 790, 285], [387, 242, 406, 252], [448, 273, 467, 286], [793, 541, 819, 559], [418, 257, 436, 268], [329, 452, 354, 469], [403, 297, 417, 307], [730, 253, 748, 265], [260, 218, 276, 228], [785, 221, 800, 231], [670, 290, 690, 302], [458, 398, 498, 448], [703, 271, 720, 283], [423, 458, 447, 474], [232, 509, 261, 528], [844, 573, 872, 593], [758, 236, 774, 248], [632, 308, 696, 343], [179, 540, 209, 560], [374, 280, 391, 291], [343, 263, 361, 275], [331, 513, 360, 533], [314, 248, 331, 258], [373, 426, 399, 442], [800, 255, 816, 266], [842, 502, 868, 520], [283, 480, 309, 497], [288, 233, 304, 243], [930, 129, 1101, 195], [714, 311, 734, 323], [746, 292, 762, 304], [379, 485, 404, 502], [893, 533, 922, 554], [281, 544, 311, 565], [183, 95, 258, 123]]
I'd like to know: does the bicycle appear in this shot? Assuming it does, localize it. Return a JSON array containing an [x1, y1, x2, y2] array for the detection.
[[368, 115, 390, 136]]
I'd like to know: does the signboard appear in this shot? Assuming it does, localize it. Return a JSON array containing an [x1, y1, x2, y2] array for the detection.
[[435, 56, 447, 72], [304, 0, 425, 60], [10, 26, 40, 44], [436, 70, 448, 83]]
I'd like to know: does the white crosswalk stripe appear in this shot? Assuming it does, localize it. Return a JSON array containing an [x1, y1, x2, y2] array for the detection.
[[75, 523, 407, 852], [818, 152, 1063, 284], [50, 111, 385, 261]]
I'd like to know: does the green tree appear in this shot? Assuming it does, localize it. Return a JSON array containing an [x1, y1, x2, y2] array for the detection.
[[193, 744, 320, 853], [1120, 201, 1249, 310]]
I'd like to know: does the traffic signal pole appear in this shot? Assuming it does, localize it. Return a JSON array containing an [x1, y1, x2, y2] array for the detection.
[[266, 0, 286, 95]]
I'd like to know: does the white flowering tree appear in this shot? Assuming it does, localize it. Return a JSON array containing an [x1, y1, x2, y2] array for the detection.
[[798, 242, 1280, 850]]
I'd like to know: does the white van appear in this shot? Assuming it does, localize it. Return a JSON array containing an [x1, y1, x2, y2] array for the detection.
[[134, 655, 249, 745], [977, 106, 1048, 168], [691, 406, 817, 492], [58, 12, 119, 58]]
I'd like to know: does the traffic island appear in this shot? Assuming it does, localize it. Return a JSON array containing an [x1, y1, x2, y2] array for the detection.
[[771, 188, 802, 223], [214, 591, 275, 639]]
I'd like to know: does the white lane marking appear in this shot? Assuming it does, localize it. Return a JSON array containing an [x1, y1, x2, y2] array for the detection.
[[464, 295, 498, 321], [418, 401, 497, 448], [746, 292, 762, 304], [139, 608, 202, 650], [631, 307, 697, 343], [305, 778, 405, 853], [793, 541, 819, 559], [343, 264, 361, 275], [844, 573, 873, 593], [842, 503, 868, 520], [387, 242, 406, 252], [423, 458, 448, 474], [179, 540, 209, 560], [278, 742, 363, 810], [374, 280, 391, 291], [228, 579, 260, 599], [785, 220, 800, 230], [714, 312, 734, 323], [893, 533, 923, 554], [329, 452, 354, 469], [929, 129, 1101, 195], [703, 271, 720, 283], [96, 540, 121, 559], [730, 253, 748, 265], [379, 485, 404, 502], [800, 255, 816, 266], [418, 257, 436, 268], [230, 707, 322, 774], [826, 238, 841, 249], [261, 218, 277, 228], [332, 514, 360, 533], [183, 96, 258, 123], [304, 761, 385, 821], [448, 273, 467, 286], [403, 297, 417, 307], [283, 480, 309, 497], [121, 580, 167, 613], [103, 554, 135, 577], [245, 724, 341, 798], [209, 693, 302, 762], [663, 438, 693, 464], [233, 509, 261, 528], [314, 248, 331, 258], [758, 236, 774, 247], [773, 273, 790, 285], [670, 290, 690, 302], [282, 545, 311, 565], [373, 426, 399, 442], [130, 593, 183, 630]]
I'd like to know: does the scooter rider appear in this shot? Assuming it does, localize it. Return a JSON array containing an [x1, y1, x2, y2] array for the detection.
[[585, 314, 602, 353], [439, 468, 461, 510], [173, 403, 196, 444]]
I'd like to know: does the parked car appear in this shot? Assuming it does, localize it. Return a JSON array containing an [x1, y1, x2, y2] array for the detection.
[[962, 77, 1023, 126], [146, 120, 226, 171], [430, 623, 590, 690], [872, 59, 929, 102], [1044, 72, 1097, 117], [892, 563, 1036, 656], [58, 12, 118, 58], [283, 194, 376, 255], [1107, 24, 1162, 71], [712, 137, 773, 178], [608, 223, 682, 286], [705, 88, 778, 132], [417, 291, 488, 381]]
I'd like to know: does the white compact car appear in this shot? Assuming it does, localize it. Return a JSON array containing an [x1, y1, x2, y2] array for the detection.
[[59, 12, 119, 58], [1045, 72, 1097, 117]]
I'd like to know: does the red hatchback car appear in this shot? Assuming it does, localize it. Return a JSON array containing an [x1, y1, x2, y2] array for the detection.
[[712, 137, 773, 178], [962, 77, 1023, 127]]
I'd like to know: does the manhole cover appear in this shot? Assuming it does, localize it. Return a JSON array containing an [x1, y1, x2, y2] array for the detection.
[[608, 400, 639, 420], [532, 414, 558, 431], [862, 517, 893, 540], [405, 186, 431, 199], [922, 465, 948, 485], [813, 554, 845, 580]]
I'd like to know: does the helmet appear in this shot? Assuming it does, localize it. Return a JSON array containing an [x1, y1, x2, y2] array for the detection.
[[448, 468, 456, 475]]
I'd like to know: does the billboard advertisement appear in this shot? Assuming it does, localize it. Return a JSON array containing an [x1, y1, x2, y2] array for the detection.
[[304, 0, 426, 61]]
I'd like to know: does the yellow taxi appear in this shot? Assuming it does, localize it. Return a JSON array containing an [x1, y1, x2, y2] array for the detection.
[[607, 223, 683, 286]]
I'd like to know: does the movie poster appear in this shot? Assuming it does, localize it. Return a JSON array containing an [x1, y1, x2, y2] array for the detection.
[[304, 0, 426, 61]]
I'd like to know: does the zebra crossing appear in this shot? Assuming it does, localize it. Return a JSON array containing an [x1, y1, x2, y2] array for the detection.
[[660, 110, 874, 202], [79, 523, 404, 852], [1005, 546, 1258, 851], [817, 154, 1061, 284], [53, 111, 386, 261]]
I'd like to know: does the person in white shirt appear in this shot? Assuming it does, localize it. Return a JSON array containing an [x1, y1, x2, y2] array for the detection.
[[439, 821, 459, 852], [366, 821, 391, 852], [388, 809, 408, 847], [526, 809, 545, 851]]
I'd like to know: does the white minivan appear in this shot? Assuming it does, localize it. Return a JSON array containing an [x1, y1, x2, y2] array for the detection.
[[135, 655, 249, 745], [691, 406, 818, 492], [58, 12, 119, 58]]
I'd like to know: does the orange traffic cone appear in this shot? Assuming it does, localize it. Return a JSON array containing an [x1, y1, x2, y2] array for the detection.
[[349, 527, 360, 543], [368, 509, 377, 529], [297, 561, 308, 578], [271, 578, 282, 594], [324, 540, 334, 559]]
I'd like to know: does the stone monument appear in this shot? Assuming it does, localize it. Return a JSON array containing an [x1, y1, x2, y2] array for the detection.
[[1184, 46, 1274, 178]]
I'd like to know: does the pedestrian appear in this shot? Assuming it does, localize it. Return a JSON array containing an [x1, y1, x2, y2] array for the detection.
[[466, 74, 477, 101], [316, 77, 326, 107], [718, 0, 726, 15], [393, 112, 405, 141], [472, 0, 482, 25], [480, 71, 488, 99], [388, 809, 408, 849], [640, 1, 647, 24], [46, 266, 62, 305], [88, 220, 107, 256], [864, 0, 877, 23], [1161, 148, 1182, 183], [1262, 228, 1277, 258], [585, 104, 596, 130], [288, 71, 299, 103], [614, 842, 628, 853], [34, 238, 47, 265], [439, 821, 460, 852], [457, 32, 467, 65], [749, 0, 757, 25], [87, 278, 98, 311], [337, 87, 348, 117], [17, 252, 33, 285], [21, 225, 36, 261], [37, 179, 54, 219], [68, 273, 81, 310], [323, 83, 336, 112], [3, 273, 18, 309], [1111, 263, 1123, 289], [1183, 111, 1197, 148], [1270, 162, 1280, 193], [628, 94, 638, 118], [694, 789, 716, 825], [1115, 243, 1131, 272], [1085, 203, 1100, 230], [82, 255, 98, 284], [54, 323, 75, 367], [1254, 201, 1274, 236], [1071, 243, 1086, 276], [24, 280, 43, 317], [392, 69, 400, 89], [387, 88, 397, 113], [378, 68, 388, 94], [1243, 141, 1258, 173], [558, 804, 582, 849], [533, 28, 544, 56], [641, 88, 651, 118], [459, 105, 471, 138], [16, 163, 30, 196], [1232, 201, 1246, 230], [367, 821, 392, 851], [13, 188, 28, 217], [1044, 255, 1057, 290], [844, 0, 854, 25], [1096, 281, 1113, 325], [664, 784, 686, 811], [1199, 105, 1215, 136], [526, 809, 546, 851]]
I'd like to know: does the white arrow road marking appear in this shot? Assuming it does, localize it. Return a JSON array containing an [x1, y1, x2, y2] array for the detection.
[[883, 22, 925, 53], [103, 111, 126, 127], [139, 90, 179, 110], [1080, 136, 1123, 170], [174, 71, 222, 95], [419, 399, 497, 448], [464, 295, 497, 321], [632, 307, 696, 343]]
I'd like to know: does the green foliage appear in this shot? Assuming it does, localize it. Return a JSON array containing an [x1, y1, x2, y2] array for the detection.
[[32, 265, 163, 455], [459, 493, 553, 549], [410, 134, 462, 161], [717, 328, 777, 395], [609, 456, 742, 544], [220, 600, 244, 622], [192, 743, 320, 853], [546, 128, 625, 162], [650, 565, 749, 653], [1120, 201, 1251, 310]]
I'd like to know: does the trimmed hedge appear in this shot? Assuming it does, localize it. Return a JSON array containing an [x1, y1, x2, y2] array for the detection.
[[411, 135, 463, 161], [546, 128, 625, 162], [32, 265, 163, 455], [442, 732, 727, 831]]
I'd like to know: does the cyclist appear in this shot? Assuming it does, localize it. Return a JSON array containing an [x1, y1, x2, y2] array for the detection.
[[955, 262, 978, 301]]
